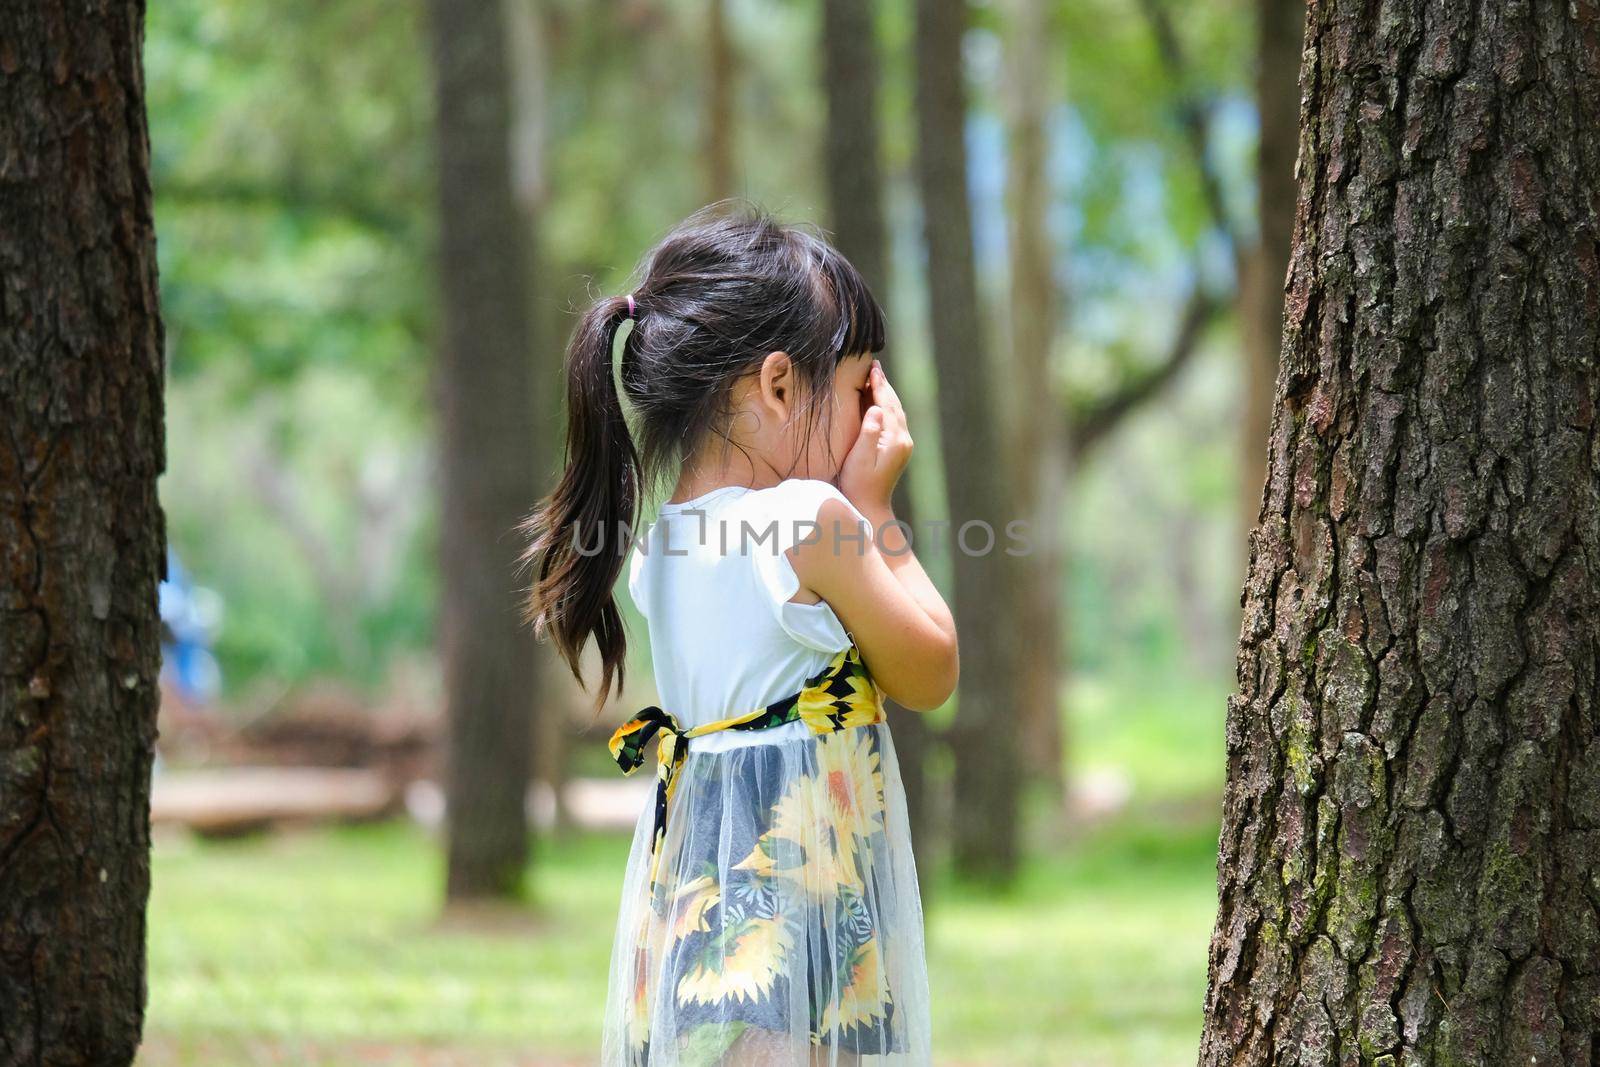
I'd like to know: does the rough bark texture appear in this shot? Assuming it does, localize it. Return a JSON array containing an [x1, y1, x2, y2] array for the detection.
[[0, 1, 165, 1062], [1200, 0, 1600, 1063], [913, 0, 1024, 881], [820, 0, 939, 892], [425, 0, 538, 902], [1001, 0, 1068, 802]]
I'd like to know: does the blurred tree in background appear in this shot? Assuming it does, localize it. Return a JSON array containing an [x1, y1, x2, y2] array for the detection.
[[137, 0, 1292, 939], [423, 0, 540, 904], [148, 0, 1266, 718], [816, 0, 948, 894], [913, 0, 1028, 882]]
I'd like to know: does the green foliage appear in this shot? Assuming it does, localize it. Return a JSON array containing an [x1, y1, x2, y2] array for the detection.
[[144, 0, 1263, 700], [1069, 670, 1229, 801], [162, 367, 436, 694], [1068, 343, 1244, 679], [146, 0, 435, 391], [145, 0, 439, 696]]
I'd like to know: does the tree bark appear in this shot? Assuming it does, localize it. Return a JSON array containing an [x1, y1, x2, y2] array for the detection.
[[1200, 0, 1600, 1062], [913, 0, 1024, 882], [425, 0, 539, 902], [0, 1, 166, 1062]]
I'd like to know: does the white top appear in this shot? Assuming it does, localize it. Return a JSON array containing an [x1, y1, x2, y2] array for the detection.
[[624, 478, 868, 754]]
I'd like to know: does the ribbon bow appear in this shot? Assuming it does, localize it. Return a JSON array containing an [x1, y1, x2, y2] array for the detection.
[[607, 643, 884, 892]]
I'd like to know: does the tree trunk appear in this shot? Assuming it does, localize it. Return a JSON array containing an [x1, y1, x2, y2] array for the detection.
[[1001, 0, 1068, 806], [704, 0, 735, 203], [505, 0, 568, 835], [1200, 0, 1600, 1062], [821, 0, 888, 305], [1237, 0, 1304, 550], [820, 0, 940, 893], [425, 0, 539, 902], [913, 0, 1024, 883], [0, 2, 165, 1062]]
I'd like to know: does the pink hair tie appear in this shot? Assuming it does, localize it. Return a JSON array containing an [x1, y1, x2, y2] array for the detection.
[[625, 294, 637, 319]]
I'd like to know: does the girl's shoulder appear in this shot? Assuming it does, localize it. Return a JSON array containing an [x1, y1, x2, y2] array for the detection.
[[624, 479, 859, 654], [732, 478, 865, 524], [710, 480, 869, 563]]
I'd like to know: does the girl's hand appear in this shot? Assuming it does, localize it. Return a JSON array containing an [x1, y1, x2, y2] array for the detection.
[[839, 359, 912, 514], [793, 357, 956, 710]]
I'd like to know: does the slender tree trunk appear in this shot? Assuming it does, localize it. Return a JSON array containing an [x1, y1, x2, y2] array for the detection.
[[821, 0, 888, 304], [1237, 0, 1304, 549], [1001, 0, 1068, 806], [820, 0, 939, 892], [704, 0, 735, 202], [913, 0, 1023, 883], [505, 0, 566, 834], [426, 0, 539, 902], [1200, 0, 1600, 1061], [0, 2, 165, 1061]]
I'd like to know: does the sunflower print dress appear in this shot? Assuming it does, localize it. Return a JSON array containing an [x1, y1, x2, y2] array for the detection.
[[600, 643, 933, 1066]]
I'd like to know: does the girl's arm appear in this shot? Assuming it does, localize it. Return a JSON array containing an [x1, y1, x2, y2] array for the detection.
[[788, 361, 958, 711]]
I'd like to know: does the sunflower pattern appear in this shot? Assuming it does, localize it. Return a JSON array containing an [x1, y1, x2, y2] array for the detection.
[[606, 645, 919, 1065], [608, 643, 887, 900]]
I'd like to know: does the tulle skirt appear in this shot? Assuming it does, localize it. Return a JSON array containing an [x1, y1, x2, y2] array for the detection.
[[600, 718, 932, 1066]]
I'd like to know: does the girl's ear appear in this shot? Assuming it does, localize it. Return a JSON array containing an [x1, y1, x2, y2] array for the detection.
[[757, 350, 794, 424]]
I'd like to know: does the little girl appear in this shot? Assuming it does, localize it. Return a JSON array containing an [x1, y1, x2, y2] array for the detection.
[[522, 203, 956, 1066]]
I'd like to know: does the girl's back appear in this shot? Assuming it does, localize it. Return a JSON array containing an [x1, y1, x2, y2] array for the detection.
[[519, 203, 953, 1066], [608, 478, 931, 1064], [627, 480, 864, 751]]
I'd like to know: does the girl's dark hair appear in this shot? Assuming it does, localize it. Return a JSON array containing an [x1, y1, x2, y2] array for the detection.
[[517, 200, 887, 711]]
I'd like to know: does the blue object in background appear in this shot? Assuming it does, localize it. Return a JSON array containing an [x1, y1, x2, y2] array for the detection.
[[159, 547, 223, 706]]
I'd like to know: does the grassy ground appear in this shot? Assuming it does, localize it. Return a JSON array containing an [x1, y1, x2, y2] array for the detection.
[[138, 673, 1228, 1067]]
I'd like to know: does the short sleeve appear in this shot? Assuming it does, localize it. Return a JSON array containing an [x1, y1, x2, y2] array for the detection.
[[625, 540, 648, 615], [747, 479, 866, 653]]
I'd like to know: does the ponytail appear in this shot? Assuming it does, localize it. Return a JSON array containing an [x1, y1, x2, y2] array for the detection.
[[518, 295, 641, 711], [518, 203, 891, 712]]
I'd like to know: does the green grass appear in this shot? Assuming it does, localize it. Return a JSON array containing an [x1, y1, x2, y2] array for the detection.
[[144, 823, 618, 1058], [1068, 670, 1230, 802], [931, 814, 1219, 1066], [140, 677, 1228, 1067]]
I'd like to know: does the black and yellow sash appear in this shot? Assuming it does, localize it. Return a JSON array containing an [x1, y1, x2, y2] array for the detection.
[[607, 642, 884, 890]]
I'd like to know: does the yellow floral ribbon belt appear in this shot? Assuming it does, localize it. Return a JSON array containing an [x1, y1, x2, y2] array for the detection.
[[607, 642, 885, 890]]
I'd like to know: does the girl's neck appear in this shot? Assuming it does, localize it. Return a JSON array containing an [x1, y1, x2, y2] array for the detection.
[[667, 453, 784, 505]]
